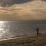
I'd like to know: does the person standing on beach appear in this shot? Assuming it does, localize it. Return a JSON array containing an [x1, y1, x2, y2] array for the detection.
[[37, 27, 39, 35], [35, 27, 39, 35]]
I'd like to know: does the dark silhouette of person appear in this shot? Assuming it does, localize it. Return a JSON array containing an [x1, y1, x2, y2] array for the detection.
[[37, 27, 39, 35], [35, 27, 39, 35]]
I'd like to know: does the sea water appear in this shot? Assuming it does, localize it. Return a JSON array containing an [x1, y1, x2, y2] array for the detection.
[[0, 20, 46, 40]]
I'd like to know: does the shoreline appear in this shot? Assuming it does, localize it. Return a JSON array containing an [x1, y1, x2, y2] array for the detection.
[[0, 34, 37, 41], [0, 34, 46, 46], [0, 33, 45, 41]]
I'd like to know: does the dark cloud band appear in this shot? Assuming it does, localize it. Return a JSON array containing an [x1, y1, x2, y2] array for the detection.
[[42, 0, 46, 1], [0, 0, 34, 7]]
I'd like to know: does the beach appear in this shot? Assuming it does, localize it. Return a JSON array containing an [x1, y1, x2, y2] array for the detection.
[[0, 34, 46, 46]]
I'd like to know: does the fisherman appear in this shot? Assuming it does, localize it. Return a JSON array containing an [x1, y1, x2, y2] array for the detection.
[[35, 27, 39, 35]]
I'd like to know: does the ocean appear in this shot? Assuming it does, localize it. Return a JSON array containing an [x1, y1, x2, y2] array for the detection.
[[0, 20, 46, 40]]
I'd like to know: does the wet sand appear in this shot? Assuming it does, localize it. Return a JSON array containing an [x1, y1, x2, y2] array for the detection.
[[0, 34, 46, 46]]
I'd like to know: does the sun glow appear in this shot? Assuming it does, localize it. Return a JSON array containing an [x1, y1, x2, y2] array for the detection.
[[0, 21, 4, 23]]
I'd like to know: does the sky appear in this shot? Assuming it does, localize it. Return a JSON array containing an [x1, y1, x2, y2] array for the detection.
[[0, 0, 46, 20]]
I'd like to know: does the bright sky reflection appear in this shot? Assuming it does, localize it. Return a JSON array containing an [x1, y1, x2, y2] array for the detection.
[[0, 21, 12, 39], [0, 21, 4, 23], [0, 21, 5, 38]]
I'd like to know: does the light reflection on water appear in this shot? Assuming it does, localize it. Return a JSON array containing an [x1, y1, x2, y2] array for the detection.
[[0, 20, 46, 41], [0, 21, 5, 38], [0, 21, 12, 40]]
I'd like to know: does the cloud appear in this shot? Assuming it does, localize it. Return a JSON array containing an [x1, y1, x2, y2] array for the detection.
[[41, 0, 46, 2], [42, 0, 46, 1], [30, 9, 46, 13], [30, 9, 42, 12], [0, 8, 8, 10], [0, 6, 22, 11], [0, 0, 34, 7]]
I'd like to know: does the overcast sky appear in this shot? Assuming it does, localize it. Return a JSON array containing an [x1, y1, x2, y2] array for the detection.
[[0, 0, 46, 20]]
